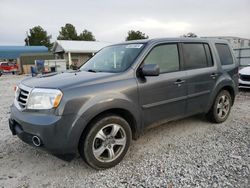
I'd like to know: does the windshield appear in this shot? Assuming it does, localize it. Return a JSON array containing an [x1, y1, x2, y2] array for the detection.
[[80, 44, 145, 73]]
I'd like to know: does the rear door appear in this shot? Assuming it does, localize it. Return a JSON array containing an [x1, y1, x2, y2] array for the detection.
[[181, 43, 218, 115], [137, 43, 188, 127]]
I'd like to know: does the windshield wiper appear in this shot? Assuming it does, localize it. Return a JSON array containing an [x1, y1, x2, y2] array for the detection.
[[86, 69, 103, 73], [86, 69, 97, 73]]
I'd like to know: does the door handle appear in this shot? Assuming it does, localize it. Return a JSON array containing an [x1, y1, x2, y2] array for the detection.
[[210, 73, 218, 79], [174, 79, 185, 85]]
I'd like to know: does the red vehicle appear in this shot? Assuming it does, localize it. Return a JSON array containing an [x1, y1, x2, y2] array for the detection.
[[0, 62, 18, 74]]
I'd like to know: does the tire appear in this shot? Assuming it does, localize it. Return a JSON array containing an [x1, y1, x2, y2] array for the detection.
[[78, 115, 132, 169], [206, 90, 232, 123]]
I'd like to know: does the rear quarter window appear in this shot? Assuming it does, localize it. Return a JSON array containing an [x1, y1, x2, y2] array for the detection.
[[215, 44, 234, 65]]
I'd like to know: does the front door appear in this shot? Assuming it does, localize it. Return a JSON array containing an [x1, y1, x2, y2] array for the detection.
[[137, 43, 188, 127]]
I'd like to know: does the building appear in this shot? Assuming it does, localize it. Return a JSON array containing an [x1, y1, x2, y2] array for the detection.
[[202, 36, 250, 49], [51, 40, 111, 68], [0, 46, 49, 73], [0, 46, 48, 60], [234, 48, 250, 66], [19, 52, 55, 74], [202, 36, 250, 66]]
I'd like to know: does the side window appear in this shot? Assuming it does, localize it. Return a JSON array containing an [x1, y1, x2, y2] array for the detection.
[[215, 44, 234, 65], [183, 43, 207, 69], [204, 44, 213, 67], [144, 44, 179, 73]]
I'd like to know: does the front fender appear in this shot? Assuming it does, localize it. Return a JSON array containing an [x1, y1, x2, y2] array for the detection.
[[65, 94, 141, 151]]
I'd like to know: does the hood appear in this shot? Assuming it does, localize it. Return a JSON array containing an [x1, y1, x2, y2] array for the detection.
[[239, 66, 250, 75], [21, 71, 115, 89]]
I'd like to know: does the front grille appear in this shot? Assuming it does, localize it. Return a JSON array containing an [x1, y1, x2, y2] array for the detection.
[[15, 85, 31, 110], [239, 83, 250, 87], [240, 74, 250, 82], [17, 89, 29, 108]]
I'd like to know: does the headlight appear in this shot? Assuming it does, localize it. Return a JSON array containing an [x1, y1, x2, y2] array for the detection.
[[27, 88, 63, 110]]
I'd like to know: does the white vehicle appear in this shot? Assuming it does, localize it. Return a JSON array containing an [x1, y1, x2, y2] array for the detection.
[[239, 66, 250, 88]]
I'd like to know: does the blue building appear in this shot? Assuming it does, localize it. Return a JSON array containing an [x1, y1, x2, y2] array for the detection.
[[0, 46, 49, 74], [0, 46, 48, 59]]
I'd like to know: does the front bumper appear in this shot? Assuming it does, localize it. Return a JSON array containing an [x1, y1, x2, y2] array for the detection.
[[239, 79, 250, 89], [9, 104, 82, 158]]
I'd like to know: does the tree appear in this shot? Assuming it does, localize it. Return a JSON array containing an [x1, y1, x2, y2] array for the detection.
[[78, 29, 96, 41], [57, 23, 78, 40], [25, 26, 52, 48], [125, 30, 149, 41], [182, 32, 198, 38]]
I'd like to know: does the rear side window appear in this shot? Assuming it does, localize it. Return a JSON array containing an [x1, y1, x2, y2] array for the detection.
[[182, 43, 208, 69], [144, 44, 179, 73], [204, 44, 213, 67], [215, 44, 234, 65]]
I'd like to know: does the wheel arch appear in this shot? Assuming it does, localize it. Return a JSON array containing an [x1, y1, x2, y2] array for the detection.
[[80, 108, 140, 142], [220, 85, 235, 105], [207, 81, 236, 113], [206, 77, 237, 112]]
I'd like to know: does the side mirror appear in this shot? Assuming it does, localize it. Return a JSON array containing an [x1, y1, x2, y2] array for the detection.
[[141, 64, 160, 76]]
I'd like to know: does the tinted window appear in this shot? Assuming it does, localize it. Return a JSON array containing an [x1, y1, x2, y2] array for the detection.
[[215, 44, 234, 65], [204, 44, 213, 67], [183, 43, 207, 69], [144, 44, 179, 73]]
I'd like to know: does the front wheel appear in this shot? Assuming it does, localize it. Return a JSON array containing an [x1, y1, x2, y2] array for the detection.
[[79, 115, 132, 169], [206, 90, 232, 123]]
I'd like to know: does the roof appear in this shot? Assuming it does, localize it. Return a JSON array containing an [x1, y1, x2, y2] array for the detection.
[[20, 52, 55, 65], [115, 37, 229, 45], [0, 46, 48, 59], [20, 52, 54, 57], [52, 40, 111, 53], [202, 36, 250, 40]]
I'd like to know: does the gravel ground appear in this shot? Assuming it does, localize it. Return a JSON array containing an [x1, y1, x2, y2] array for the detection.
[[0, 75, 249, 188]]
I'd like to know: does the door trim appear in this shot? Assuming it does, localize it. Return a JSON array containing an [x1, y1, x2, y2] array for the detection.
[[142, 90, 210, 109], [142, 95, 187, 109], [187, 90, 210, 99]]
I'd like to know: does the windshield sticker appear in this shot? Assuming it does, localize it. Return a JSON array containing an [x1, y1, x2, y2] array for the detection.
[[126, 44, 143, 49]]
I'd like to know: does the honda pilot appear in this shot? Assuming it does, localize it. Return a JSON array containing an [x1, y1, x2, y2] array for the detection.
[[9, 38, 238, 169]]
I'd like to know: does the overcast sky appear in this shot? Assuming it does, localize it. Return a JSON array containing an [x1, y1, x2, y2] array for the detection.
[[0, 0, 250, 45]]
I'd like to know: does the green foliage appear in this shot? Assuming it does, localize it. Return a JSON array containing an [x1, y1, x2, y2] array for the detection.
[[126, 30, 149, 41], [78, 29, 96, 41], [57, 23, 96, 41], [25, 26, 52, 48], [57, 23, 78, 40]]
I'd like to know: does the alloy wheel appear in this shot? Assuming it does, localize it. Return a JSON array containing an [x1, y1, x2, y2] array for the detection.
[[92, 124, 126, 163], [216, 95, 230, 119]]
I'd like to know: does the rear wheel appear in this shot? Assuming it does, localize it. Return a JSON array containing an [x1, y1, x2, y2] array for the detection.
[[79, 115, 132, 169], [206, 90, 232, 123]]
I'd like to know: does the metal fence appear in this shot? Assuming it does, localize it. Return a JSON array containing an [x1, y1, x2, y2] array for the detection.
[[234, 48, 250, 67]]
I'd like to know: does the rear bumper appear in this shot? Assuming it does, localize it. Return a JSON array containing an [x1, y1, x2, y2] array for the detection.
[[9, 104, 83, 158]]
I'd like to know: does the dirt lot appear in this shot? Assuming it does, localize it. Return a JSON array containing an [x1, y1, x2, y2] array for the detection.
[[0, 75, 249, 188]]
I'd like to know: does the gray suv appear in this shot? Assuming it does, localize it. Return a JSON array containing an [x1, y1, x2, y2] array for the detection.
[[9, 38, 238, 169]]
